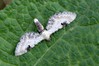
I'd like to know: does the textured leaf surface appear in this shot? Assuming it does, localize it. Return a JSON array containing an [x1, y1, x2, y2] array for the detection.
[[0, 0, 99, 66]]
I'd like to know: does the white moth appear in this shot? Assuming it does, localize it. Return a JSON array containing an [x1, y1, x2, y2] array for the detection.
[[15, 11, 76, 56]]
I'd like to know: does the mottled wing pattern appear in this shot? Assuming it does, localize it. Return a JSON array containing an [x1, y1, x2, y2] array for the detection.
[[15, 11, 77, 56], [15, 32, 44, 56], [46, 11, 76, 35]]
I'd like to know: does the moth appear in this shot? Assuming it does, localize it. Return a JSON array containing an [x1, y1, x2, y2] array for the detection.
[[15, 11, 77, 56]]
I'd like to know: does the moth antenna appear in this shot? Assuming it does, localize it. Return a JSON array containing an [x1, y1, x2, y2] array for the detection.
[[34, 18, 44, 33]]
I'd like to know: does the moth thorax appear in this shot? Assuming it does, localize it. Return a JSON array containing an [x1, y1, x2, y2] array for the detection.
[[41, 30, 50, 40]]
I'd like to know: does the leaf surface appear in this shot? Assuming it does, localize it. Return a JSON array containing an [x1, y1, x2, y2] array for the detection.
[[0, 0, 99, 66]]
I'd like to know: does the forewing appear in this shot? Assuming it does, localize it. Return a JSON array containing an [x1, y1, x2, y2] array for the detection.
[[46, 11, 76, 34], [15, 32, 44, 56]]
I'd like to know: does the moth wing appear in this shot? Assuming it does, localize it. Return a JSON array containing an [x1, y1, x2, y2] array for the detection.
[[46, 11, 76, 35], [15, 32, 44, 56]]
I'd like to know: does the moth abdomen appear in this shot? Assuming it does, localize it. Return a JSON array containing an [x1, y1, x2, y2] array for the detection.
[[34, 18, 44, 33]]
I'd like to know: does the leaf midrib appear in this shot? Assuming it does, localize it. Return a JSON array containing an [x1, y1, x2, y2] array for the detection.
[[33, 26, 77, 66]]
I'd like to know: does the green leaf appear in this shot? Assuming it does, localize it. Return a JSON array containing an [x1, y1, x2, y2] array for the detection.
[[0, 0, 99, 66]]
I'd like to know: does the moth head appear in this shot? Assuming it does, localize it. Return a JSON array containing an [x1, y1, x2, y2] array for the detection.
[[41, 30, 50, 41]]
